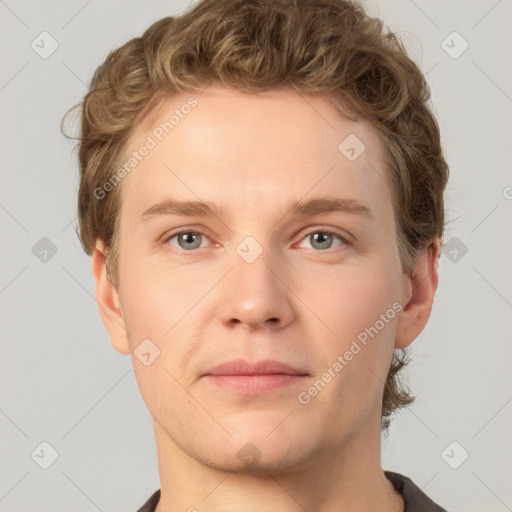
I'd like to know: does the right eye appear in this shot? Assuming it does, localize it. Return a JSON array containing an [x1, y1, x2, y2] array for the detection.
[[163, 230, 211, 251]]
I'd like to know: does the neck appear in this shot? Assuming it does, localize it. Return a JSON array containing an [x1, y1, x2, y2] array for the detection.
[[153, 414, 403, 512]]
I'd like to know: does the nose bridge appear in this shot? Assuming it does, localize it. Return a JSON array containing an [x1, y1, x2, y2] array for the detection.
[[217, 235, 295, 329]]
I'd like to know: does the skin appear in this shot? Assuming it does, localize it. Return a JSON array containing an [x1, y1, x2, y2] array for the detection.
[[92, 86, 440, 512]]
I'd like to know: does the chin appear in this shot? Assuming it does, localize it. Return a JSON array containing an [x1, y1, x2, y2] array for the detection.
[[200, 444, 316, 476]]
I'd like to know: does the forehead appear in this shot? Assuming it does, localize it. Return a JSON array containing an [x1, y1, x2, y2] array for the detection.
[[120, 87, 391, 223]]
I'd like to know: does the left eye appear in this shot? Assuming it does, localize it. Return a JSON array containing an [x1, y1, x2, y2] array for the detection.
[[297, 230, 347, 250], [164, 229, 347, 252]]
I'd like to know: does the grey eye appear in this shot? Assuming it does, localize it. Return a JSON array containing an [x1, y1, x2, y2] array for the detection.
[[311, 232, 332, 249], [169, 232, 205, 250]]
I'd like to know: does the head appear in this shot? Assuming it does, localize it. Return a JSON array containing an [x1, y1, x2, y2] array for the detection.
[[63, 0, 448, 462]]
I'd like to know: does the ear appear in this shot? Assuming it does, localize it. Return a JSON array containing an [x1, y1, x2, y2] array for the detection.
[[91, 239, 130, 355], [395, 239, 441, 349]]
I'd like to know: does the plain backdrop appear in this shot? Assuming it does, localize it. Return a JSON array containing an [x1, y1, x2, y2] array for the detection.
[[1, 1, 511, 511]]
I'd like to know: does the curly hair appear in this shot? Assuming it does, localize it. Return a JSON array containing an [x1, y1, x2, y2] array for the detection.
[[62, 0, 449, 432]]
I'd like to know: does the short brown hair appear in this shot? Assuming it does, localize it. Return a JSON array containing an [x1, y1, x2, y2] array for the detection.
[[62, 0, 449, 432]]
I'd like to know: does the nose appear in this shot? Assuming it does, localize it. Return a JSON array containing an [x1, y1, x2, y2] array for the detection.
[[217, 246, 296, 331]]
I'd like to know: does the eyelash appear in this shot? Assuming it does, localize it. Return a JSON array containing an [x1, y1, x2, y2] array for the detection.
[[161, 227, 350, 253]]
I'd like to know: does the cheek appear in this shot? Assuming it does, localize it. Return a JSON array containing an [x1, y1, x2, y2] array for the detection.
[[119, 265, 204, 382], [301, 261, 399, 335], [130, 357, 191, 440], [318, 299, 398, 424], [302, 261, 400, 387], [119, 259, 189, 336]]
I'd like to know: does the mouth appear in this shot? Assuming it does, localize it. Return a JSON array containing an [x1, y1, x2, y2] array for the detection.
[[202, 359, 309, 394]]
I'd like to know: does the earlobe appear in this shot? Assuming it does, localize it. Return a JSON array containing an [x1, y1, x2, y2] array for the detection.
[[91, 240, 131, 355], [394, 239, 441, 349]]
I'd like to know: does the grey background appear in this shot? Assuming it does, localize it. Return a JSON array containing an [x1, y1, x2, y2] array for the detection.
[[1, 0, 511, 511]]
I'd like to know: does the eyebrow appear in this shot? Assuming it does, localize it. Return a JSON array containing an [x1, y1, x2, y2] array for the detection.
[[140, 196, 373, 221]]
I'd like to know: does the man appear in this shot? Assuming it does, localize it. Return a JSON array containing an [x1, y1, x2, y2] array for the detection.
[[65, 0, 450, 510]]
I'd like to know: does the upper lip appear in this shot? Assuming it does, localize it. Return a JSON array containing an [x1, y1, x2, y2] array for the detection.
[[203, 359, 309, 376]]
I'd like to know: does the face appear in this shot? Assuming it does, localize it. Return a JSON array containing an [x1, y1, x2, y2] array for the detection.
[[97, 86, 416, 473]]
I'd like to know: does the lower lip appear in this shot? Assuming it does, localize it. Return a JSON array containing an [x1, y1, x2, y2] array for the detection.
[[203, 374, 307, 393]]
